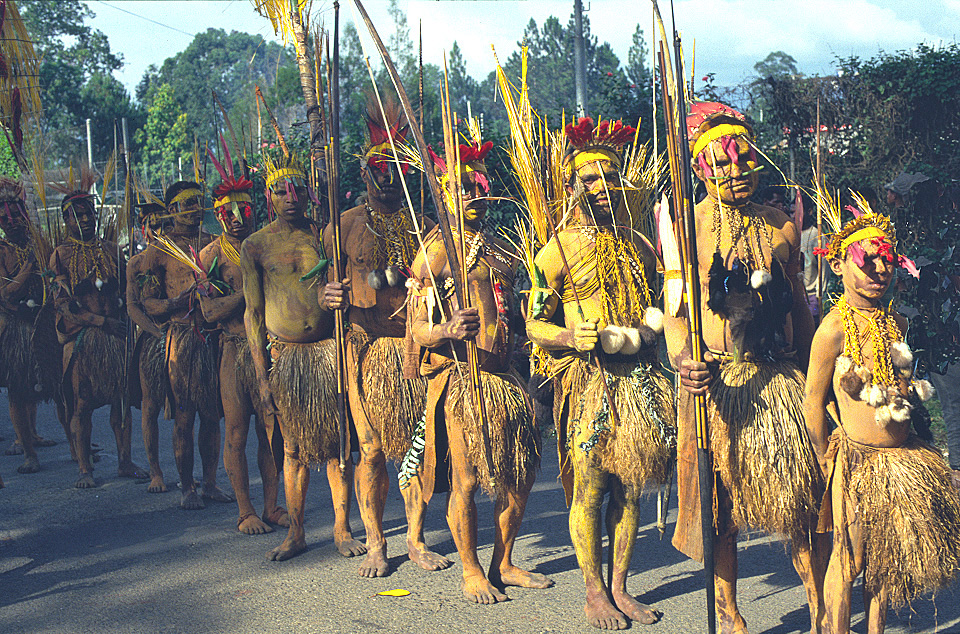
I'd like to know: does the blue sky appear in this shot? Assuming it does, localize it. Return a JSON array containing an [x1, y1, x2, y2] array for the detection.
[[86, 0, 960, 97]]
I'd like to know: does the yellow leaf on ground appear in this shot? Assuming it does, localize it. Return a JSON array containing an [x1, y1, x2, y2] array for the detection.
[[376, 589, 411, 597]]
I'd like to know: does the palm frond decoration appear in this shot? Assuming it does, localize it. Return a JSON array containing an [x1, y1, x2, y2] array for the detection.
[[0, 1, 43, 169], [251, 0, 312, 44]]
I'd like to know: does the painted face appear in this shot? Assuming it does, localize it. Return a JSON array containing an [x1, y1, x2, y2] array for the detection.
[[268, 178, 309, 220], [459, 170, 489, 223], [173, 193, 203, 229], [365, 162, 404, 206], [64, 198, 97, 240], [696, 136, 761, 207], [572, 159, 622, 222], [831, 238, 895, 305], [0, 200, 28, 239], [216, 200, 254, 239]]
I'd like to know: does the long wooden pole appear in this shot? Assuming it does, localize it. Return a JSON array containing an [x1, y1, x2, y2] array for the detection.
[[815, 98, 823, 322]]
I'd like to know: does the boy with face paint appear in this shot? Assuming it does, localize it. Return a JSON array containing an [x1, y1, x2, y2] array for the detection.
[[526, 118, 674, 630], [49, 190, 148, 488], [321, 99, 441, 577], [0, 177, 54, 474], [242, 150, 362, 562], [804, 205, 960, 634], [407, 137, 552, 604], [198, 153, 286, 535], [126, 201, 176, 494], [131, 181, 232, 508], [664, 102, 826, 633]]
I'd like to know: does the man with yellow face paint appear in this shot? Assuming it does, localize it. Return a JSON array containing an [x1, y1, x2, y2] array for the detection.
[[664, 102, 827, 634], [407, 137, 552, 604], [526, 117, 674, 630]]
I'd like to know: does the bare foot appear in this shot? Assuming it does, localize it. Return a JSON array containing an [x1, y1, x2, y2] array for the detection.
[[358, 547, 389, 578], [33, 436, 56, 448], [238, 512, 273, 535], [17, 456, 40, 474], [491, 565, 554, 589], [719, 612, 748, 634], [336, 535, 367, 557], [180, 490, 205, 510], [462, 574, 509, 604], [585, 594, 628, 630], [408, 540, 452, 571], [200, 485, 236, 503], [263, 507, 290, 528], [267, 535, 307, 561], [147, 476, 167, 493], [75, 472, 97, 489], [118, 461, 150, 479], [5, 440, 22, 455], [612, 591, 662, 625]]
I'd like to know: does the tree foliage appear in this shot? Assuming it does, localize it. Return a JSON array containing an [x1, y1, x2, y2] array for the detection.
[[135, 84, 191, 185]]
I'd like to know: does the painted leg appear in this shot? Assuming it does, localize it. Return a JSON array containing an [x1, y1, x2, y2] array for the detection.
[[112, 402, 148, 479], [401, 473, 451, 570], [173, 405, 203, 509], [862, 582, 889, 634], [326, 456, 365, 556], [488, 471, 553, 590], [824, 467, 864, 634], [354, 438, 390, 577], [570, 453, 625, 630], [254, 415, 287, 526], [607, 480, 661, 625], [792, 528, 831, 634], [73, 401, 96, 488], [715, 528, 747, 634], [10, 397, 39, 474], [267, 437, 309, 561], [198, 411, 233, 503]]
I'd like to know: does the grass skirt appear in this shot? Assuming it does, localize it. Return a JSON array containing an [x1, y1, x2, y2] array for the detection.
[[561, 356, 676, 490], [166, 322, 219, 415], [228, 334, 260, 409], [350, 332, 427, 461], [269, 337, 339, 465], [445, 365, 540, 497], [0, 313, 42, 400], [69, 326, 125, 409], [824, 431, 960, 609], [708, 359, 820, 538]]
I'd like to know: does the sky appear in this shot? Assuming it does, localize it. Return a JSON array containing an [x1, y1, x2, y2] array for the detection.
[[86, 0, 960, 98]]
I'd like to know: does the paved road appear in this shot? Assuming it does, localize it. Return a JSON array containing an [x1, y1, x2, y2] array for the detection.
[[0, 393, 957, 634]]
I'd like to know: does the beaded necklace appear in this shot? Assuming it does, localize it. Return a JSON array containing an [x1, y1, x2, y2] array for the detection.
[[66, 237, 114, 292], [836, 295, 901, 389], [579, 226, 652, 326], [712, 201, 774, 272], [218, 234, 242, 268], [366, 205, 418, 269]]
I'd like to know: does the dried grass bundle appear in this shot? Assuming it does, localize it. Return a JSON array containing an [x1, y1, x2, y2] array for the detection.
[[71, 325, 125, 410], [166, 323, 220, 413], [709, 360, 820, 538]]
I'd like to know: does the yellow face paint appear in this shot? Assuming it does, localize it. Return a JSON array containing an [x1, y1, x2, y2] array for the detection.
[[691, 123, 752, 161]]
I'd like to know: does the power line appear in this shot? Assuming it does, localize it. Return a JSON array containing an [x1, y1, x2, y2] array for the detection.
[[92, 1, 197, 38]]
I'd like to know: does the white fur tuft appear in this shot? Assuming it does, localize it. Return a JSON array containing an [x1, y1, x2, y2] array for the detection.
[[890, 340, 913, 368], [599, 326, 626, 355], [367, 270, 384, 290], [835, 355, 854, 375], [405, 277, 416, 290], [385, 266, 400, 288], [644, 306, 664, 334], [620, 327, 641, 355], [913, 379, 935, 402], [95, 278, 104, 290], [860, 383, 887, 407], [750, 269, 772, 289], [874, 405, 893, 426], [25, 299, 36, 308], [889, 398, 913, 422]]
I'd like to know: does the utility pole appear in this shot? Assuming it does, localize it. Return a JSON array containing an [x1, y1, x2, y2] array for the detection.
[[573, 0, 587, 118], [86, 118, 97, 197]]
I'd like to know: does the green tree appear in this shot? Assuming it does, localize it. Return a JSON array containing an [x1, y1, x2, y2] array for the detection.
[[135, 84, 191, 185], [79, 73, 145, 162], [754, 51, 799, 78]]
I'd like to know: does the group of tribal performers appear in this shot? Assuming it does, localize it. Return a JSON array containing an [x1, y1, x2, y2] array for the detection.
[[2, 91, 960, 634]]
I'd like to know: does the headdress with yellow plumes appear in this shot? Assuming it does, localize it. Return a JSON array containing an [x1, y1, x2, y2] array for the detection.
[[562, 117, 636, 179], [427, 117, 493, 209], [260, 149, 310, 222], [362, 94, 412, 175]]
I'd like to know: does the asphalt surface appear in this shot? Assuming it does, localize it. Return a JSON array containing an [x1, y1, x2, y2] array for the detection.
[[1, 393, 958, 634]]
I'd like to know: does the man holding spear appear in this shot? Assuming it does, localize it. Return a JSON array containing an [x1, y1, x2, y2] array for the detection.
[[664, 101, 827, 634], [321, 98, 443, 577]]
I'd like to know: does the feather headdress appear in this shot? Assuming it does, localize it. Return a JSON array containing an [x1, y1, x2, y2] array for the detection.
[[562, 117, 635, 177], [363, 94, 412, 174], [208, 134, 253, 223]]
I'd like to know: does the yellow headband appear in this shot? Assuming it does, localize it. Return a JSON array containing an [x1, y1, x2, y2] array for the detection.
[[691, 123, 752, 160], [572, 149, 622, 171], [169, 188, 202, 208], [214, 192, 252, 209], [266, 167, 307, 189], [840, 226, 887, 251]]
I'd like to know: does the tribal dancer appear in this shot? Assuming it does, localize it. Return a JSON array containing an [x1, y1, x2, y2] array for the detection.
[[526, 118, 674, 630], [242, 149, 361, 561], [133, 181, 231, 508], [408, 134, 552, 603], [126, 200, 174, 493], [49, 182, 147, 487], [0, 177, 51, 474], [322, 98, 442, 576], [665, 102, 827, 633], [199, 150, 286, 534], [804, 200, 960, 634]]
